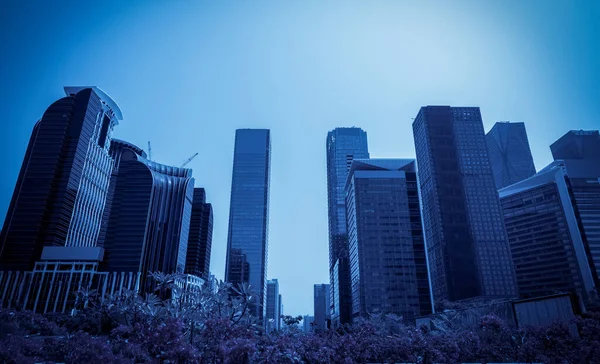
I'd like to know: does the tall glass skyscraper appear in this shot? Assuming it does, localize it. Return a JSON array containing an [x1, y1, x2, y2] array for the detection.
[[345, 159, 432, 321], [0, 87, 122, 271], [499, 162, 595, 304], [551, 130, 600, 285], [225, 129, 271, 323], [326, 127, 369, 325], [412, 106, 517, 305], [266, 279, 280, 332], [486, 122, 536, 189], [313, 283, 330, 332], [102, 140, 195, 292], [185, 188, 213, 281]]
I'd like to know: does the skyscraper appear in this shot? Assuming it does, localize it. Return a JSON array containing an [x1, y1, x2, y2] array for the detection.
[[185, 188, 213, 280], [326, 127, 369, 325], [499, 162, 595, 304], [279, 294, 283, 329], [412, 106, 517, 305], [486, 122, 536, 189], [266, 279, 280, 332], [551, 130, 600, 285], [0, 87, 122, 271], [225, 129, 271, 323], [102, 139, 195, 292], [345, 159, 433, 321], [313, 283, 330, 331]]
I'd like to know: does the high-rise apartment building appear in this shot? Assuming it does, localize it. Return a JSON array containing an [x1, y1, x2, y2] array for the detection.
[[486, 122, 536, 189], [0, 87, 122, 271], [326, 127, 369, 325], [266, 279, 280, 332], [412, 106, 517, 305], [225, 129, 271, 323], [102, 140, 195, 292], [313, 283, 330, 331], [345, 159, 433, 321], [551, 130, 600, 284], [499, 162, 596, 304], [185, 188, 213, 280]]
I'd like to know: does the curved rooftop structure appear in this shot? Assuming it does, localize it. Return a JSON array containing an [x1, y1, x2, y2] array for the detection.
[[137, 155, 193, 178], [111, 138, 146, 158], [64, 86, 123, 120]]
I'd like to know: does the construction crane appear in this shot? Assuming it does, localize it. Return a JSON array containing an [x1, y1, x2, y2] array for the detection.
[[147, 141, 152, 160], [180, 152, 198, 168]]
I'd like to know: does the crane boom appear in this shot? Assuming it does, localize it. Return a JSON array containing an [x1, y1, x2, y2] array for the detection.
[[180, 152, 198, 168]]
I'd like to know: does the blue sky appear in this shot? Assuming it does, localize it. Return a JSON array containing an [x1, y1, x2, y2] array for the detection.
[[1, 0, 599, 316]]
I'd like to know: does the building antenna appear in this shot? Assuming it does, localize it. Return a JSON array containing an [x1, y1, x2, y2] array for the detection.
[[147, 141, 152, 160]]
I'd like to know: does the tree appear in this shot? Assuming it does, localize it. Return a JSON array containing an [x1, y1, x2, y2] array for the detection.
[[2, 271, 600, 363], [281, 315, 303, 327]]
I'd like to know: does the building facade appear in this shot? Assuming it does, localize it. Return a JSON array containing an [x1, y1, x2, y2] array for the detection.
[[0, 87, 122, 271], [101, 140, 195, 292], [266, 279, 280, 332], [185, 188, 213, 280], [279, 294, 283, 329], [326, 127, 369, 325], [486, 122, 536, 189], [499, 162, 596, 305], [551, 130, 600, 285], [225, 129, 271, 323], [313, 283, 330, 331], [303, 315, 315, 333], [412, 106, 517, 306], [345, 159, 432, 321]]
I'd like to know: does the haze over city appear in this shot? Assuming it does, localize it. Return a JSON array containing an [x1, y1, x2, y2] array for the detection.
[[1, 0, 599, 317]]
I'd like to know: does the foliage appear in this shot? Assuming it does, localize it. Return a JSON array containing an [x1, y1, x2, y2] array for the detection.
[[281, 315, 303, 327], [1, 272, 600, 363]]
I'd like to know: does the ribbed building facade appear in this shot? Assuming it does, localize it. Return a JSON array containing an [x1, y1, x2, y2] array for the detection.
[[185, 188, 213, 280], [102, 140, 195, 292], [551, 130, 600, 285], [0, 87, 122, 271], [499, 162, 596, 304], [412, 106, 517, 306], [0, 262, 141, 314], [326, 127, 369, 325], [486, 122, 536, 189], [225, 129, 271, 323], [345, 159, 432, 321], [0, 87, 209, 314]]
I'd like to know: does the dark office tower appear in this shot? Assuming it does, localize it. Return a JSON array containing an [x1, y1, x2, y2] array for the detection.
[[313, 284, 330, 332], [412, 106, 517, 306], [326, 127, 369, 325], [486, 122, 536, 189], [225, 129, 271, 323], [551, 130, 600, 285], [0, 87, 122, 271], [96, 140, 147, 249], [102, 140, 194, 291], [266, 279, 280, 332], [185, 188, 213, 280], [346, 159, 433, 321], [499, 162, 596, 304], [278, 294, 283, 329]]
